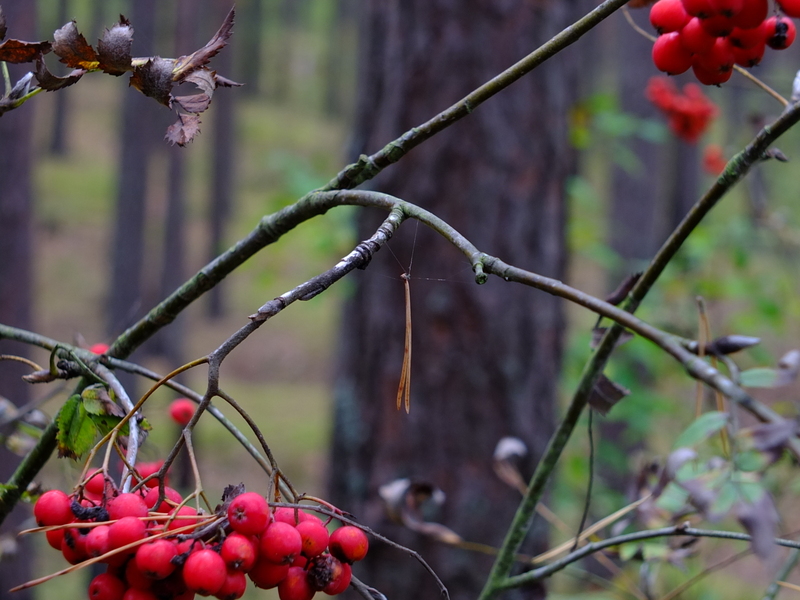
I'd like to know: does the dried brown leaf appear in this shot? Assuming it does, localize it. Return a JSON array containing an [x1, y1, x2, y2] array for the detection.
[[52, 21, 98, 70], [183, 68, 216, 97], [0, 38, 51, 63], [587, 374, 630, 415], [129, 57, 174, 106], [165, 113, 201, 147], [736, 493, 778, 559], [173, 93, 211, 114], [605, 272, 642, 305], [214, 73, 243, 88], [172, 7, 235, 82], [590, 327, 633, 350], [97, 17, 133, 76], [35, 57, 84, 91]]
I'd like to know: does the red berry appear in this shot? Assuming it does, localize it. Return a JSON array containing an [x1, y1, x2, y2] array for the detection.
[[259, 522, 303, 564], [61, 527, 89, 564], [729, 25, 766, 47], [221, 533, 257, 572], [143, 487, 182, 513], [214, 570, 247, 600], [248, 559, 290, 589], [108, 493, 149, 520], [167, 506, 200, 532], [732, 0, 768, 28], [227, 493, 269, 536], [650, 0, 691, 32], [729, 37, 766, 66], [136, 539, 178, 580], [765, 15, 796, 49], [682, 0, 716, 17], [169, 399, 196, 426], [692, 61, 733, 84], [708, 0, 743, 18], [122, 589, 159, 600], [89, 573, 127, 600], [277, 566, 315, 600], [90, 343, 110, 355], [652, 32, 694, 75], [296, 521, 329, 558], [137, 461, 166, 488], [85, 470, 108, 496], [86, 525, 112, 558], [323, 562, 351, 596], [699, 12, 735, 36], [680, 17, 717, 53], [108, 516, 147, 553], [328, 527, 369, 563], [34, 490, 73, 526], [693, 37, 735, 74], [777, 0, 800, 18], [183, 548, 227, 595], [46, 526, 66, 550], [125, 558, 154, 591]]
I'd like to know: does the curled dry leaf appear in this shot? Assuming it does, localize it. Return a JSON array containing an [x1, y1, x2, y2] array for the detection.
[[52, 20, 98, 70], [172, 7, 235, 83], [378, 478, 462, 544], [687, 334, 761, 356], [587, 374, 630, 416], [165, 114, 201, 147], [130, 57, 174, 106], [97, 17, 133, 76], [605, 272, 642, 306], [35, 57, 84, 91], [0, 38, 51, 64]]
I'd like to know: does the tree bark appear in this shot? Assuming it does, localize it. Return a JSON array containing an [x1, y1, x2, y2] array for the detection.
[[330, 2, 580, 599], [0, 4, 36, 596]]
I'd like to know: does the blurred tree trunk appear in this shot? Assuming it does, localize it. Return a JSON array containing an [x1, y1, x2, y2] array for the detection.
[[329, 2, 580, 599], [49, 0, 70, 155], [108, 0, 161, 377], [237, 0, 264, 95], [269, 0, 302, 103], [0, 3, 36, 596], [323, 0, 356, 118], [206, 0, 237, 319]]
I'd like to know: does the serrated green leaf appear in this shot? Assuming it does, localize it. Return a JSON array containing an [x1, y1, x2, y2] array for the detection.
[[675, 411, 729, 448], [88, 414, 125, 437], [739, 368, 779, 388], [56, 395, 97, 459]]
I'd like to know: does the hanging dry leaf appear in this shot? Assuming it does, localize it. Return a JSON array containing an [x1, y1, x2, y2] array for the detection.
[[605, 272, 642, 306], [587, 374, 630, 415], [0, 38, 51, 63], [129, 57, 174, 106], [172, 7, 235, 82], [35, 57, 84, 91], [97, 17, 133, 76], [165, 114, 201, 147], [52, 21, 98, 70]]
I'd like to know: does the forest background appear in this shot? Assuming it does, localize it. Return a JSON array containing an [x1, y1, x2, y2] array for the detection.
[[3, 0, 800, 599]]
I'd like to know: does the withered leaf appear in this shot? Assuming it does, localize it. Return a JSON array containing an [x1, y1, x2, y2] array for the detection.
[[0, 38, 52, 63], [130, 57, 174, 106], [35, 57, 84, 91], [173, 93, 211, 114], [184, 68, 216, 97], [165, 113, 201, 147], [748, 418, 798, 456], [587, 373, 630, 416], [0, 7, 7, 42], [736, 492, 778, 560], [692, 334, 761, 356], [97, 17, 133, 76], [52, 21, 98, 70], [591, 326, 633, 350], [172, 7, 235, 82], [214, 73, 243, 88]]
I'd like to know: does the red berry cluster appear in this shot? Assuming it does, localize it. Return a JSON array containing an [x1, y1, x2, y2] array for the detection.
[[645, 76, 719, 142], [32, 486, 366, 600], [649, 0, 799, 84]]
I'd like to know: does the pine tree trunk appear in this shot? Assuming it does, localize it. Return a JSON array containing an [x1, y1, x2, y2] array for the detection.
[[329, 2, 580, 599]]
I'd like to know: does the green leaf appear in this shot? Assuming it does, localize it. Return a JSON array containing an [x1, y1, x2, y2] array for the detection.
[[710, 481, 738, 516], [642, 543, 669, 560], [734, 449, 768, 472], [56, 394, 97, 459], [619, 543, 640, 562], [674, 411, 729, 448], [88, 414, 124, 437], [655, 482, 689, 513], [739, 368, 780, 388]]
